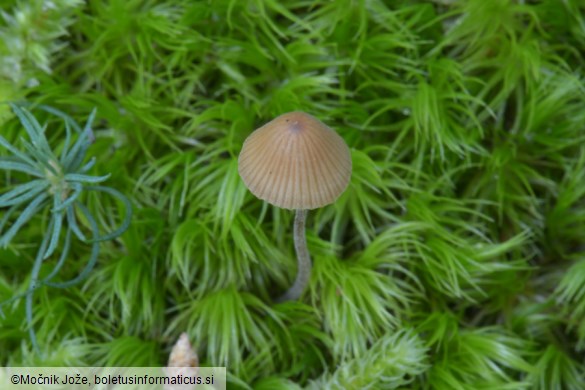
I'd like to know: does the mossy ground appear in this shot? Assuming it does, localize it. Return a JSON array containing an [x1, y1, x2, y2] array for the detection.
[[1, 0, 585, 388]]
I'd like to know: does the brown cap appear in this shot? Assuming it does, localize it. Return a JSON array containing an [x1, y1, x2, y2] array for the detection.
[[238, 112, 352, 210]]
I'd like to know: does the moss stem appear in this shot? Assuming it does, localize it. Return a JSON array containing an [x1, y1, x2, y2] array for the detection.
[[276, 209, 311, 302]]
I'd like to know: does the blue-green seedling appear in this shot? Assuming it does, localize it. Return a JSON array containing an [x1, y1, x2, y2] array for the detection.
[[0, 103, 132, 350]]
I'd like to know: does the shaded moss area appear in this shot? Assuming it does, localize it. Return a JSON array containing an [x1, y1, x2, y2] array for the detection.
[[1, 0, 585, 388]]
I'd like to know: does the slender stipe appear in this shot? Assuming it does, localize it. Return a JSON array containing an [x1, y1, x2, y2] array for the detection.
[[276, 209, 312, 302]]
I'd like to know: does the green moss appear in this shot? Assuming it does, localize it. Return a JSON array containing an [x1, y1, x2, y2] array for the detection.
[[1, 0, 585, 387]]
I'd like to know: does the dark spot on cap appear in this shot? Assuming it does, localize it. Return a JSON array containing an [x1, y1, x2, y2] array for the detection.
[[289, 120, 302, 132]]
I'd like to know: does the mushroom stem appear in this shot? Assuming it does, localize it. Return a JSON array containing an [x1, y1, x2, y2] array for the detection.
[[276, 209, 312, 302]]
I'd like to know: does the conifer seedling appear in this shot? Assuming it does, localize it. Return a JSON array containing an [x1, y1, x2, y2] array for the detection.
[[238, 112, 351, 302], [0, 103, 132, 350]]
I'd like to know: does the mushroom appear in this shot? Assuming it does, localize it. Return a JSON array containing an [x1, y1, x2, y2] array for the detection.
[[238, 112, 352, 302], [164, 333, 198, 390]]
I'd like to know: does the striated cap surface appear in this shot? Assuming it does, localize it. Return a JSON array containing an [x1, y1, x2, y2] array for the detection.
[[238, 112, 352, 210]]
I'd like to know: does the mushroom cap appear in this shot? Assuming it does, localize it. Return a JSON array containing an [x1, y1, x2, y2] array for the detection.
[[238, 111, 352, 210]]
